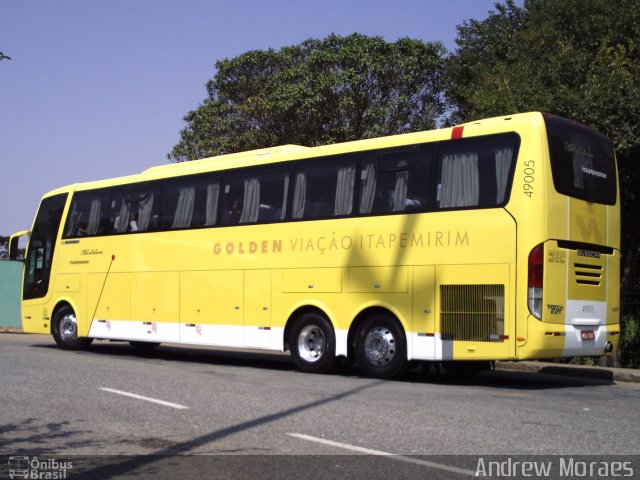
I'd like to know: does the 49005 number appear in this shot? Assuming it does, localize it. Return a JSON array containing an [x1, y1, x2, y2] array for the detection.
[[523, 160, 535, 197]]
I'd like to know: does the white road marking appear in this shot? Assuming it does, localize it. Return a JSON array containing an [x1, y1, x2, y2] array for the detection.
[[288, 433, 476, 477], [100, 387, 189, 410]]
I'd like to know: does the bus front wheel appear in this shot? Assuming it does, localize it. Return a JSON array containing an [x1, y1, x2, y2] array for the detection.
[[290, 313, 336, 374], [355, 314, 407, 379], [51, 306, 93, 350]]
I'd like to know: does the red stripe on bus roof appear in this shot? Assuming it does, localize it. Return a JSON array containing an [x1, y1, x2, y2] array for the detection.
[[451, 126, 464, 139]]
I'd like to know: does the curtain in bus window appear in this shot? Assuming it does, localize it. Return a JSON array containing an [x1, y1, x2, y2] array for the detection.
[[138, 193, 154, 231], [240, 178, 260, 223], [495, 148, 513, 203], [114, 201, 130, 233], [46, 239, 53, 267], [359, 161, 377, 214], [65, 205, 80, 237], [171, 187, 196, 228], [392, 170, 409, 212], [570, 132, 592, 190], [205, 183, 220, 226], [292, 172, 306, 219], [440, 152, 479, 208], [334, 166, 355, 215], [280, 176, 290, 220], [87, 199, 102, 234]]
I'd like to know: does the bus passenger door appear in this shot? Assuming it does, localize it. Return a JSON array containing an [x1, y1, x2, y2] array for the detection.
[[243, 269, 271, 349]]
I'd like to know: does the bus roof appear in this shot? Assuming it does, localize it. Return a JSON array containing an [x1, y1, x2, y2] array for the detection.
[[48, 111, 547, 196]]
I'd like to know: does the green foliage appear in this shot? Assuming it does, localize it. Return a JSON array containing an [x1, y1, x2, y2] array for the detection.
[[447, 0, 640, 367], [619, 313, 640, 368], [567, 356, 599, 367], [447, 0, 640, 163], [169, 33, 446, 161]]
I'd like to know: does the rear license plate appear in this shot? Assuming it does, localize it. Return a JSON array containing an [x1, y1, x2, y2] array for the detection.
[[580, 330, 596, 341]]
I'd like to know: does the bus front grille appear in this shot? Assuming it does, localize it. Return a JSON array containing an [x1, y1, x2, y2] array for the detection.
[[440, 284, 505, 342]]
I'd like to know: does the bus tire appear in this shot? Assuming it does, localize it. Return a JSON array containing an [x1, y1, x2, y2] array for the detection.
[[129, 341, 161, 352], [290, 312, 336, 374], [51, 305, 93, 350], [355, 314, 406, 379]]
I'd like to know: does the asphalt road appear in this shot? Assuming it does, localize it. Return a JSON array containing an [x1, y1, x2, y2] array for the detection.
[[1, 333, 639, 479]]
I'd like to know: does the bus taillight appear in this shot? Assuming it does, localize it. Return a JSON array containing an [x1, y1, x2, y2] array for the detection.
[[528, 243, 544, 320]]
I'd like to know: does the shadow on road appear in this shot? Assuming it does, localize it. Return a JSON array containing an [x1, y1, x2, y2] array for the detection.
[[32, 340, 616, 391]]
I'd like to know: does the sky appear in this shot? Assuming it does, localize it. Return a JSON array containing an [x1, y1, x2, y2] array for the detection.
[[0, 0, 518, 235]]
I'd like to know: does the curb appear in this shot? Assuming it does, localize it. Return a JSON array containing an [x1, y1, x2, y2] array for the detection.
[[496, 360, 640, 383], [0, 327, 22, 333]]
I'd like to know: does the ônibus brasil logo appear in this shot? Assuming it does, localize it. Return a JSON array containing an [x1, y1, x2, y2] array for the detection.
[[8, 456, 73, 479]]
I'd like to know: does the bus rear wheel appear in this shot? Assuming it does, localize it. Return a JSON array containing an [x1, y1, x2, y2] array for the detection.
[[290, 313, 336, 374], [51, 305, 93, 350], [355, 314, 406, 379]]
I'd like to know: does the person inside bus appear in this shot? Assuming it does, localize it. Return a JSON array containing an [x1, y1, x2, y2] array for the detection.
[[129, 212, 139, 232], [227, 198, 243, 224], [76, 222, 89, 236]]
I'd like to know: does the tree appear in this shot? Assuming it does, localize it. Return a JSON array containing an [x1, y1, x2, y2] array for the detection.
[[447, 0, 640, 137], [169, 33, 446, 161], [446, 0, 640, 365]]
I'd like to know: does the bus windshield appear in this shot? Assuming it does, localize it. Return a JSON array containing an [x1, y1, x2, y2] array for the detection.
[[545, 114, 617, 205], [23, 193, 67, 300]]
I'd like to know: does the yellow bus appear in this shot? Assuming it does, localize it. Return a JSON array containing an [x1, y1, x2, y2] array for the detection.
[[11, 112, 620, 378]]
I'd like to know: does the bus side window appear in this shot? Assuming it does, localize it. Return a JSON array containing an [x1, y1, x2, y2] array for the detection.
[[222, 181, 247, 225], [160, 175, 221, 230], [293, 158, 356, 219], [111, 186, 160, 233], [256, 171, 289, 222], [222, 169, 289, 225], [438, 149, 480, 208], [161, 183, 196, 229], [63, 191, 111, 238], [360, 146, 431, 215], [436, 135, 516, 209]]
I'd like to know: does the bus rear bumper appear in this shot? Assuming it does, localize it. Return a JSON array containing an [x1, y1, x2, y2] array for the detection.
[[518, 318, 620, 360], [561, 324, 618, 357]]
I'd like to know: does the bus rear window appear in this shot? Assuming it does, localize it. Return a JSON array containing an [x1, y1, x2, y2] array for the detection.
[[545, 115, 617, 205]]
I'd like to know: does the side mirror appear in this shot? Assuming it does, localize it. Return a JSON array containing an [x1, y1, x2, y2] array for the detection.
[[9, 230, 29, 262]]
